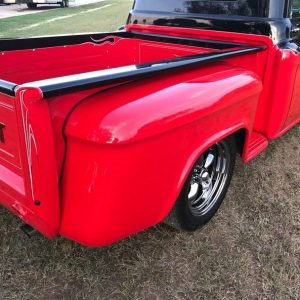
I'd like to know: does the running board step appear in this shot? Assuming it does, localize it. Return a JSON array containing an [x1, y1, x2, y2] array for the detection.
[[243, 132, 268, 163]]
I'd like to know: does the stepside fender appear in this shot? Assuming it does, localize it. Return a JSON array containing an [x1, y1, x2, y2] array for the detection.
[[60, 63, 262, 246]]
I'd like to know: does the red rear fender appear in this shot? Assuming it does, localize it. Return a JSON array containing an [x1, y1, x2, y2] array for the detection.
[[66, 63, 262, 145], [60, 63, 262, 246]]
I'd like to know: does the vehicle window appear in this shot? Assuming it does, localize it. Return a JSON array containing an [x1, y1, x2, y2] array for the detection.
[[0, 0, 133, 39], [134, 0, 270, 18]]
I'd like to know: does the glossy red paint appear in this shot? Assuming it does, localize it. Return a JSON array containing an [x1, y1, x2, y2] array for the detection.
[[0, 36, 214, 84], [253, 44, 300, 139], [60, 63, 262, 246], [0, 24, 300, 246], [0, 87, 59, 237]]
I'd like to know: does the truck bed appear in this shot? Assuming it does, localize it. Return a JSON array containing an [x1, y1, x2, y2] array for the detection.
[[0, 32, 260, 97]]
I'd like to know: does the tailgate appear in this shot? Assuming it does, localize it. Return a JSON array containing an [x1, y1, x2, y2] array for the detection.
[[0, 85, 60, 238]]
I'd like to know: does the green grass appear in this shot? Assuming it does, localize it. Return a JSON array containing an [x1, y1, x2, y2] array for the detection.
[[1, 125, 300, 299], [0, 0, 132, 38]]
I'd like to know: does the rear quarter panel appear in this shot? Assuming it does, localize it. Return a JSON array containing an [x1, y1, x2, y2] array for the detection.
[[60, 63, 262, 246]]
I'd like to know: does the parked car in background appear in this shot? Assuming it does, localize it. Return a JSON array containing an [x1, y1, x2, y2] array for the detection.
[[1, 0, 300, 247], [0, 0, 13, 4], [5, 0, 69, 8]]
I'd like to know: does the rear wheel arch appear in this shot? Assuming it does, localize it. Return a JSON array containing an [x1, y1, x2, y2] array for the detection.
[[179, 127, 248, 190], [164, 128, 248, 229]]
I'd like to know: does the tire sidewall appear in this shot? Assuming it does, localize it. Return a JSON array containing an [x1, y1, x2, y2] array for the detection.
[[60, 0, 67, 7]]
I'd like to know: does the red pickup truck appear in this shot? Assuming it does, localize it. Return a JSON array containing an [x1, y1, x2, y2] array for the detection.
[[1, 0, 300, 247]]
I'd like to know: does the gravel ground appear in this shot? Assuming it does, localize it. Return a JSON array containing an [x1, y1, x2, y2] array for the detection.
[[0, 124, 300, 299]]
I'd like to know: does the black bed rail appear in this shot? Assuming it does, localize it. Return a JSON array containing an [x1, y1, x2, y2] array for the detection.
[[0, 39, 265, 98], [28, 46, 264, 98], [1, 30, 251, 52], [0, 80, 17, 97]]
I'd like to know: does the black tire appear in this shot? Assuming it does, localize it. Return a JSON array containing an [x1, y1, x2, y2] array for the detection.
[[166, 135, 236, 231], [27, 3, 37, 8], [60, 0, 69, 7]]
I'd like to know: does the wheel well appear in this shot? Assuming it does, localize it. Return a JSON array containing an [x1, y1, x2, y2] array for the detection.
[[233, 129, 246, 157]]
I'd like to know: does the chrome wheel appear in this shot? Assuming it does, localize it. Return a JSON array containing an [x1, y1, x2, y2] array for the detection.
[[164, 135, 236, 231], [188, 141, 231, 217]]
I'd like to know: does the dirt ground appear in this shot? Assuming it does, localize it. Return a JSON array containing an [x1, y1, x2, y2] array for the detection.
[[1, 125, 300, 299]]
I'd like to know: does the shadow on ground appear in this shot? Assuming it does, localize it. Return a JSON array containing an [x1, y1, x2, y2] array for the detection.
[[13, 5, 60, 12]]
